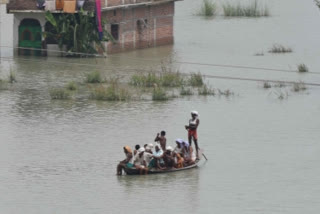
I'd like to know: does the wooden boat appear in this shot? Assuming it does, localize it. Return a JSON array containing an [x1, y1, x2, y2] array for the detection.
[[123, 160, 200, 175]]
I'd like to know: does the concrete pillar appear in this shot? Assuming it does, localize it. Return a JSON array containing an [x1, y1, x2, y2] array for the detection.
[[0, 4, 14, 58]]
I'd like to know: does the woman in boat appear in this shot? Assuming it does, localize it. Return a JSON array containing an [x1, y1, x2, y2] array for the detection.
[[174, 139, 184, 156], [117, 146, 134, 175], [184, 144, 196, 166], [185, 111, 200, 159], [173, 152, 184, 168]]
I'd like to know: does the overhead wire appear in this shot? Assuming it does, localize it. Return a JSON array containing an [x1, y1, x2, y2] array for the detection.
[[1, 55, 320, 87]]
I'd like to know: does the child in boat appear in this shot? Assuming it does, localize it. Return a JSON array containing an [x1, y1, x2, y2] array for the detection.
[[117, 146, 134, 175], [154, 131, 167, 151]]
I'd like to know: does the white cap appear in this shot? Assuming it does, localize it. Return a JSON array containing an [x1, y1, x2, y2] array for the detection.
[[146, 143, 154, 150], [166, 146, 174, 152], [191, 110, 198, 116], [138, 148, 145, 153]]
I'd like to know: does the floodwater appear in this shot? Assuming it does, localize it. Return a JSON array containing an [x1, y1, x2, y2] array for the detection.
[[1, 0, 320, 213]]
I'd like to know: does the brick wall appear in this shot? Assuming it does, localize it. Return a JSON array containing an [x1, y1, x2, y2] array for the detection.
[[7, 0, 96, 11], [105, 1, 174, 54]]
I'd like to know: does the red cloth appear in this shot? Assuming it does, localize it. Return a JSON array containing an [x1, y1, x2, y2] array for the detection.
[[188, 129, 198, 140]]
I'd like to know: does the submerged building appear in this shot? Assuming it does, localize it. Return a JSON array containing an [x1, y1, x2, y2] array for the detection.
[[5, 0, 179, 55]]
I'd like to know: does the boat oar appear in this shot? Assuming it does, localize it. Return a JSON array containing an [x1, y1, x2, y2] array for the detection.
[[198, 148, 208, 161]]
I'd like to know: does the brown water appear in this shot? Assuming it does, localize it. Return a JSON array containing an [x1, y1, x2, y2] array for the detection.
[[1, 0, 320, 213]]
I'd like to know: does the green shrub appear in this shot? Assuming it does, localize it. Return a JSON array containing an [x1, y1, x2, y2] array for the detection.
[[297, 64, 308, 73], [263, 82, 271, 89], [50, 88, 70, 100], [180, 87, 194, 96], [90, 85, 131, 101], [66, 81, 77, 90], [292, 82, 307, 92], [189, 73, 204, 87], [160, 71, 184, 87], [223, 0, 269, 17], [269, 44, 292, 53], [86, 71, 102, 83], [198, 84, 215, 95], [152, 87, 168, 101], [197, 0, 217, 17]]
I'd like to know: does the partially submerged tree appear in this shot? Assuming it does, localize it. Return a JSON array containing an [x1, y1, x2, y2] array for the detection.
[[44, 9, 114, 56]]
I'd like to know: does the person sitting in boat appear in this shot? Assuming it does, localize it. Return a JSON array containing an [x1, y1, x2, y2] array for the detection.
[[145, 143, 154, 154], [133, 148, 150, 175], [173, 152, 184, 168], [154, 130, 167, 151], [184, 143, 196, 166], [163, 146, 175, 169], [174, 139, 184, 156], [185, 111, 200, 159], [149, 144, 165, 169], [117, 146, 134, 175], [134, 144, 141, 155]]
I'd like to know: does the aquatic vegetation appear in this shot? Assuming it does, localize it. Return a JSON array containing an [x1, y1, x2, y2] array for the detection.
[[269, 44, 292, 53], [90, 85, 131, 101], [263, 82, 271, 89], [218, 89, 234, 97], [130, 70, 183, 88], [297, 64, 308, 73], [180, 87, 194, 96], [9, 71, 16, 83], [152, 87, 169, 101], [65, 81, 77, 90], [188, 72, 204, 87], [86, 71, 102, 83], [254, 51, 264, 56], [50, 88, 71, 99], [315, 0, 320, 9], [292, 82, 307, 92], [198, 84, 215, 95], [197, 0, 217, 17], [223, 0, 269, 17], [273, 81, 286, 88]]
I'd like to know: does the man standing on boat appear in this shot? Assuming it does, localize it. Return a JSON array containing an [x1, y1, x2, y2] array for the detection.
[[185, 111, 200, 159]]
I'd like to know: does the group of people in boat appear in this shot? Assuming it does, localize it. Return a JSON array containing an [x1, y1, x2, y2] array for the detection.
[[117, 111, 200, 175]]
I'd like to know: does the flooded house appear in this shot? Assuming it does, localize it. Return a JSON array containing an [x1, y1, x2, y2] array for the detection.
[[5, 0, 179, 55]]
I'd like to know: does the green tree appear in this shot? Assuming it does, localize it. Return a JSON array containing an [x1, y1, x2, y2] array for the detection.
[[44, 10, 114, 56]]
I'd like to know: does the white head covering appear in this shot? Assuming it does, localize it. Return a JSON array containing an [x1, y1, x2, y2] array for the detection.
[[138, 148, 145, 153], [146, 143, 154, 150], [191, 110, 198, 116], [166, 146, 174, 152]]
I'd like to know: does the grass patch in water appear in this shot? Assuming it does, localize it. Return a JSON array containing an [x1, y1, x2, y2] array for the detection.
[[180, 87, 194, 96], [297, 64, 308, 73], [86, 71, 102, 83], [130, 70, 183, 88], [152, 87, 169, 101], [223, 0, 269, 17], [292, 82, 307, 92], [50, 88, 71, 100], [269, 44, 292, 53], [188, 72, 204, 87], [218, 89, 234, 97], [197, 0, 217, 17], [90, 85, 131, 101], [263, 82, 271, 89], [198, 84, 215, 95], [65, 81, 77, 91]]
